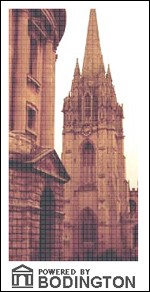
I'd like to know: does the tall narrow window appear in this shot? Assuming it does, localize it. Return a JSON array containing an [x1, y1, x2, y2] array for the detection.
[[84, 94, 91, 118], [40, 188, 55, 260], [92, 96, 98, 122], [29, 38, 38, 79], [80, 208, 97, 243], [80, 141, 96, 185], [27, 106, 36, 131]]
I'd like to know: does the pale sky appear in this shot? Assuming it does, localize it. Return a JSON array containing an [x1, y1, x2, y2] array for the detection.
[[54, 2, 149, 188]]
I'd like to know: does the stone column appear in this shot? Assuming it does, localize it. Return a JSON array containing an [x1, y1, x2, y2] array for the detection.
[[40, 40, 55, 149], [13, 9, 29, 132]]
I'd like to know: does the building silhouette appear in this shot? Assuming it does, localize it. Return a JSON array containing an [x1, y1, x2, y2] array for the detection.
[[9, 9, 70, 261], [62, 9, 138, 260]]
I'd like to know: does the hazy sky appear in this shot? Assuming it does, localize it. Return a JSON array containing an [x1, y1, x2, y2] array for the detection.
[[54, 1, 148, 188]]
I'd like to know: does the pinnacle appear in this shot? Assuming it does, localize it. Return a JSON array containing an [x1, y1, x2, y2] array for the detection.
[[106, 64, 112, 81], [74, 58, 80, 77]]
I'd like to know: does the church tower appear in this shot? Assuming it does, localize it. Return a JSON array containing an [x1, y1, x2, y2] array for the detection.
[[62, 9, 130, 260]]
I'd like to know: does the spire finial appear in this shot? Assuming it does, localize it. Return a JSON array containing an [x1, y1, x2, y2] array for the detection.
[[82, 9, 105, 78]]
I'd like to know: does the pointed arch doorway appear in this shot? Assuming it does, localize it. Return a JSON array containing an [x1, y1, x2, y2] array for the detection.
[[80, 207, 98, 260]]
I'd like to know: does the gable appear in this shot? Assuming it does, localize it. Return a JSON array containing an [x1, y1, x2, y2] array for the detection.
[[10, 146, 70, 183], [33, 150, 70, 183], [35, 154, 59, 179], [12, 264, 33, 272]]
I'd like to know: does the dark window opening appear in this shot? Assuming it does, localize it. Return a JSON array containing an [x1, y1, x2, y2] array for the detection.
[[80, 208, 97, 243], [80, 142, 96, 185], [40, 188, 55, 260], [27, 107, 36, 131], [129, 199, 136, 212], [82, 142, 95, 166], [29, 38, 38, 79]]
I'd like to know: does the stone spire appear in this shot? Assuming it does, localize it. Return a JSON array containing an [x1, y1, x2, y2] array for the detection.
[[82, 9, 105, 79]]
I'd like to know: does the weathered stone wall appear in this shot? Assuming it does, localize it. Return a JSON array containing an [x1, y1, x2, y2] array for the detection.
[[9, 167, 65, 261], [9, 167, 45, 260]]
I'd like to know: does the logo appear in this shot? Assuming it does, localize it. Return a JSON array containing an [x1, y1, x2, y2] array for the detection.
[[12, 264, 33, 288]]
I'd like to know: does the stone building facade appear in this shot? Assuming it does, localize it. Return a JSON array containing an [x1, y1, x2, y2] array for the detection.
[[62, 9, 138, 261], [9, 9, 70, 261]]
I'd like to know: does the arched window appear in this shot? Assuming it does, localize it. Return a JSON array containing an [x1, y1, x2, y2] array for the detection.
[[82, 142, 95, 166], [80, 208, 97, 243], [129, 199, 136, 212], [40, 188, 55, 260], [80, 141, 96, 185], [84, 94, 91, 119], [92, 96, 98, 122]]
